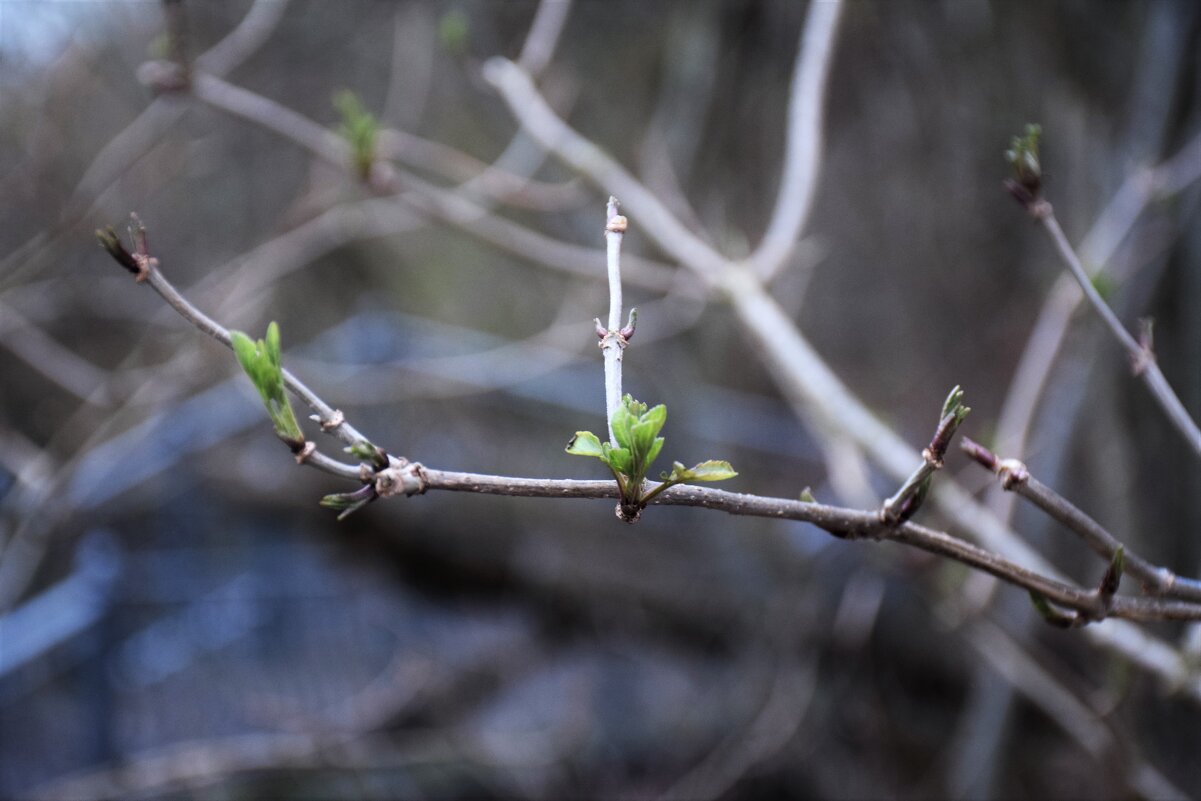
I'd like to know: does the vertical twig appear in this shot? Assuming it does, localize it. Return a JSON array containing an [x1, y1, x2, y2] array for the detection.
[[597, 197, 633, 445]]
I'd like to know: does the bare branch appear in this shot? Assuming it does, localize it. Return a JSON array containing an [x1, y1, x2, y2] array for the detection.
[[97, 219, 1201, 626], [962, 437, 1201, 603], [96, 224, 364, 480], [1034, 204, 1201, 457], [517, 0, 573, 77], [749, 0, 844, 282], [482, 57, 729, 279]]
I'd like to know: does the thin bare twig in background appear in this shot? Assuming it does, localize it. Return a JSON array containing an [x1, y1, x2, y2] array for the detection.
[[748, 0, 844, 282], [936, 601, 1190, 801], [517, 0, 574, 78], [1031, 203, 1201, 457], [0, 0, 291, 293]]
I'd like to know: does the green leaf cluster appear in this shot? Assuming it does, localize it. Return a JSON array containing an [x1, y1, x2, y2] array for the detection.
[[334, 90, 378, 181], [567, 395, 736, 517], [230, 322, 304, 447], [1005, 123, 1042, 191]]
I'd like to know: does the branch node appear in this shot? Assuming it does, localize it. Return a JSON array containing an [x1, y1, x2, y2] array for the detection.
[[997, 458, 1029, 490], [616, 501, 641, 524], [375, 460, 426, 498], [319, 409, 345, 431], [959, 436, 998, 472], [1132, 318, 1156, 375], [293, 441, 316, 464]]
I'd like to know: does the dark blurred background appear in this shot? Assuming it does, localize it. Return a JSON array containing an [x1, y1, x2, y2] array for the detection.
[[2, 1, 1200, 798]]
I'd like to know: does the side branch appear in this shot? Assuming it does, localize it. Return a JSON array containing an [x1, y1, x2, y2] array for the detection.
[[97, 220, 364, 480], [1036, 208, 1201, 457], [962, 437, 1201, 603]]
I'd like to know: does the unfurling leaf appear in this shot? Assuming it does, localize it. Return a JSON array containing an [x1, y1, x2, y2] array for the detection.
[[602, 443, 633, 477], [566, 430, 605, 459], [231, 322, 304, 444], [662, 460, 738, 483], [347, 440, 389, 471], [566, 395, 733, 520], [334, 90, 378, 181], [320, 484, 377, 520]]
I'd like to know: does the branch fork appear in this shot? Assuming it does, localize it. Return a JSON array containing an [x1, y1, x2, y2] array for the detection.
[[374, 459, 426, 499]]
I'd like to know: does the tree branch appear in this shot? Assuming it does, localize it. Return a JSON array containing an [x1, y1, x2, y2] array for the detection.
[[95, 222, 1201, 625], [1031, 203, 1201, 458], [748, 0, 844, 282], [962, 437, 1201, 603]]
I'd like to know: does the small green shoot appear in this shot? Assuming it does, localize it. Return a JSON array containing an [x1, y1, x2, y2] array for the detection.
[[320, 484, 377, 521], [567, 395, 736, 520], [230, 322, 305, 448], [346, 440, 389, 471], [334, 90, 378, 181], [1004, 123, 1043, 205], [1005, 123, 1042, 187]]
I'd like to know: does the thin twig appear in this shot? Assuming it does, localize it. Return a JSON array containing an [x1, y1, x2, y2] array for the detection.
[[517, 0, 573, 77], [749, 0, 844, 282], [599, 197, 631, 443], [0, 0, 292, 293], [880, 386, 968, 524], [481, 57, 730, 279], [97, 228, 364, 480], [1035, 204, 1201, 457], [962, 437, 1201, 603]]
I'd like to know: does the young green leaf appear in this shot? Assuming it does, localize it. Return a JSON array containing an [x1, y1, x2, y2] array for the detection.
[[630, 404, 667, 465], [645, 436, 665, 470], [347, 440, 389, 471], [230, 322, 304, 444], [566, 430, 605, 459], [611, 402, 636, 452], [662, 460, 738, 483], [602, 444, 633, 477], [334, 90, 378, 181]]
